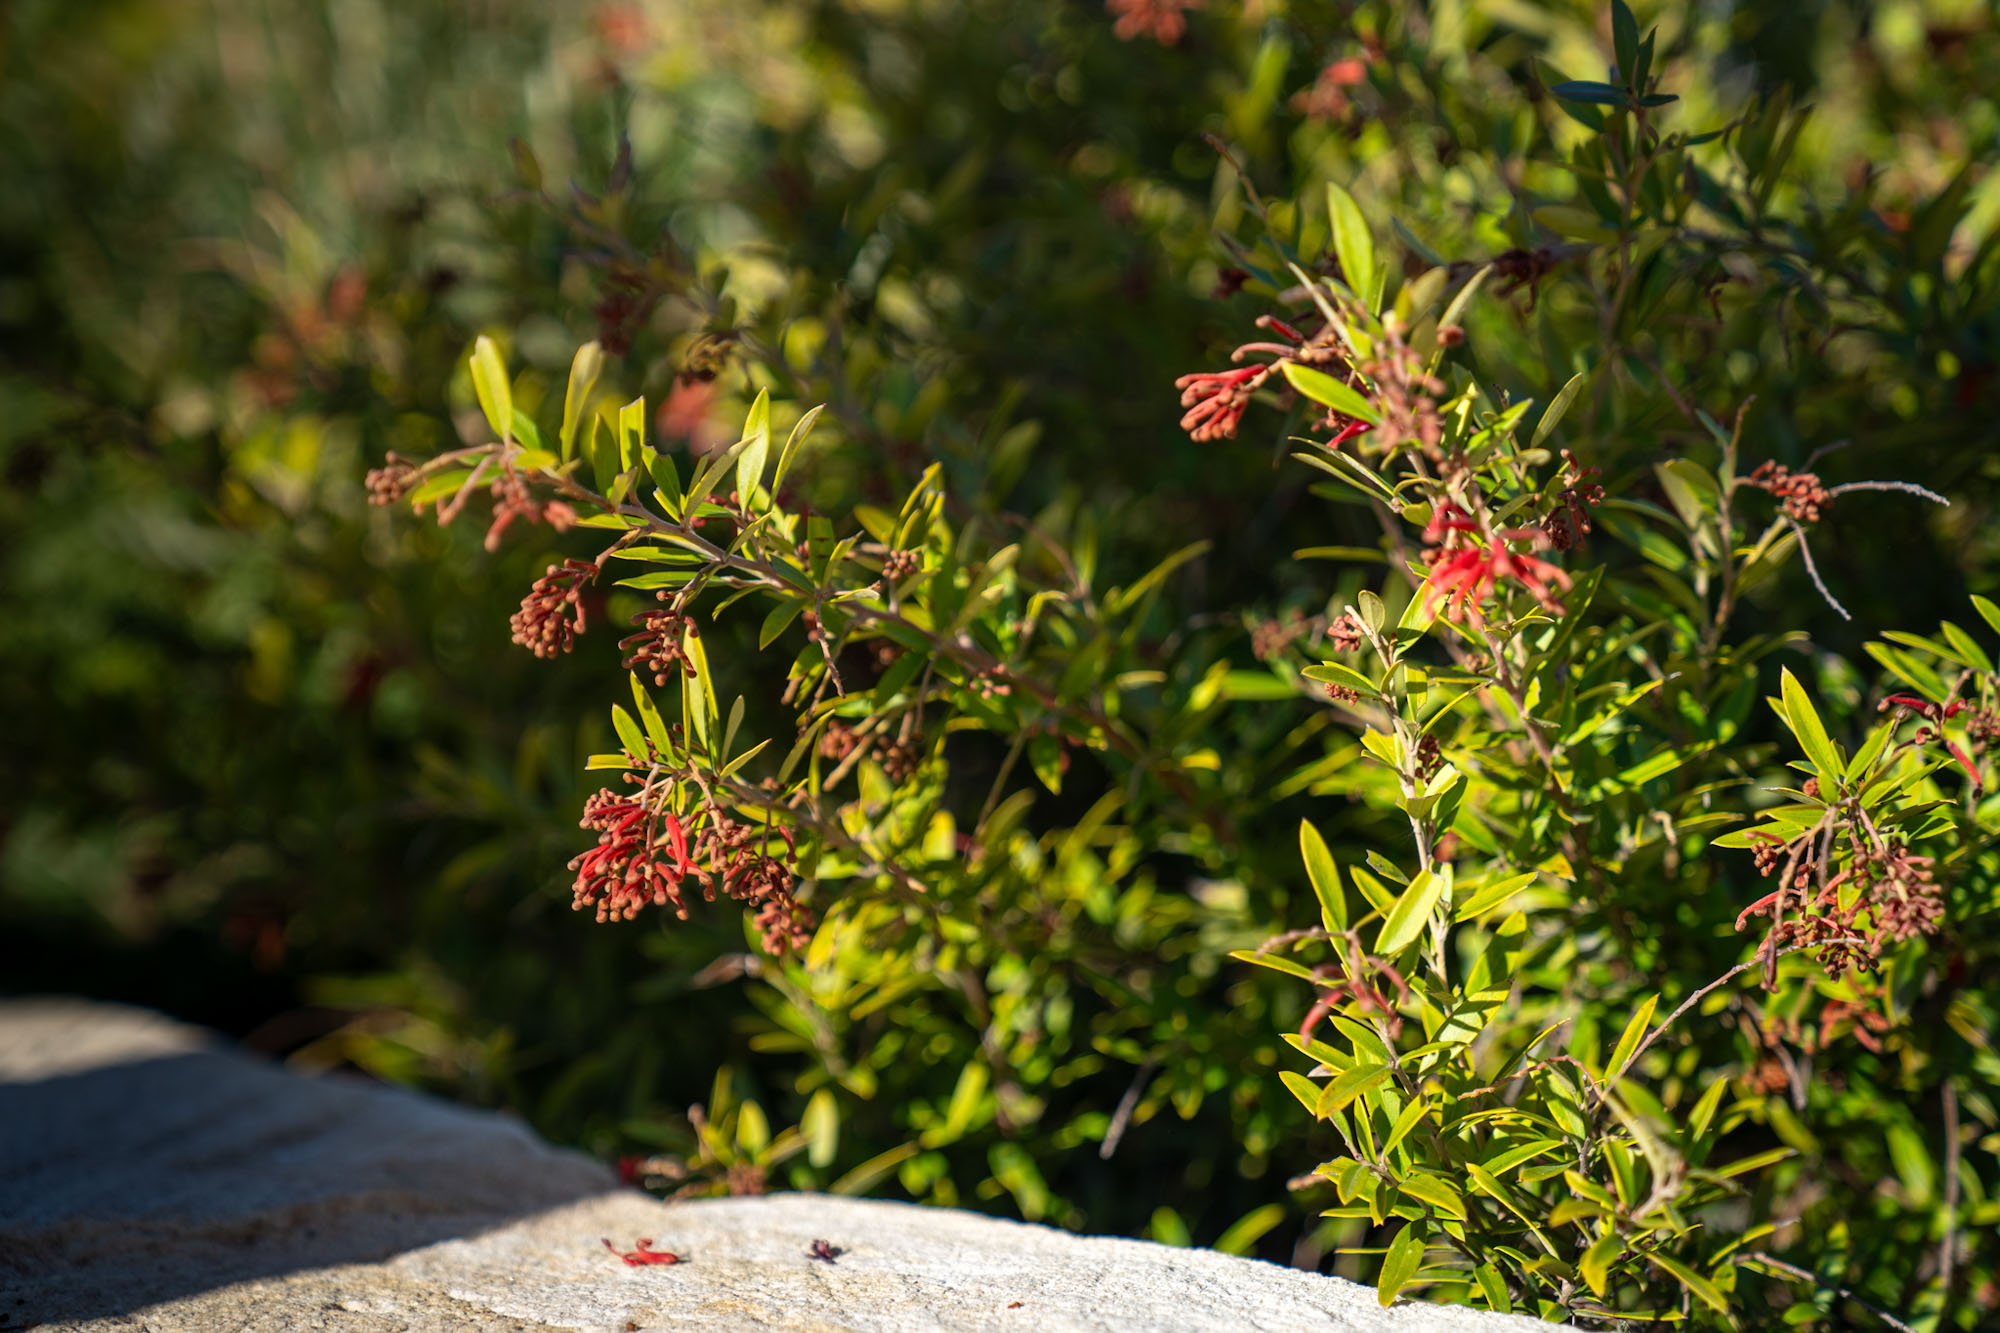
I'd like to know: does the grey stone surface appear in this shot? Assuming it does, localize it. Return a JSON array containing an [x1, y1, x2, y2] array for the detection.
[[0, 999, 1558, 1331]]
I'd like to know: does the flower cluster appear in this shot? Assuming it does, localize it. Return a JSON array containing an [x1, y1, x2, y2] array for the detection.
[[1420, 504, 1572, 624], [570, 782, 812, 954], [1739, 809, 1946, 975], [1880, 693, 1984, 790], [1174, 316, 1353, 443], [1748, 460, 1831, 524], [621, 601, 697, 685], [364, 453, 419, 506], [1541, 449, 1605, 552], [510, 558, 598, 658], [1358, 321, 1444, 458], [483, 466, 578, 552], [1105, 0, 1202, 46], [570, 782, 692, 923]]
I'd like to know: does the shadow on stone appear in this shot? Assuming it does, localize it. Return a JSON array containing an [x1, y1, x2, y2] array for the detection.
[[0, 1001, 614, 1328]]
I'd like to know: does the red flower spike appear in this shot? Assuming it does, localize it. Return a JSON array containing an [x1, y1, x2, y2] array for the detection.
[[604, 1238, 681, 1266]]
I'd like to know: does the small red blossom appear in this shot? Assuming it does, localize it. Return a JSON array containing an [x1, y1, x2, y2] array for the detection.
[[1292, 57, 1370, 122], [1880, 694, 1983, 789], [1173, 365, 1263, 442], [603, 1237, 681, 1266], [1173, 315, 1357, 443], [484, 466, 578, 552], [1106, 0, 1203, 45], [511, 559, 599, 659]]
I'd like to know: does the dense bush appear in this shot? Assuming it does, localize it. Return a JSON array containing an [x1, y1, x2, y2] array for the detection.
[[5, 1, 1999, 1327]]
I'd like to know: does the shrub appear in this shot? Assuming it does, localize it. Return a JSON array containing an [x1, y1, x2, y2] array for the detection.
[[8, 1, 1999, 1328]]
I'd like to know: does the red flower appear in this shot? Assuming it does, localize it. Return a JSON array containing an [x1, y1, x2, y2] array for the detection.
[[1173, 365, 1264, 442], [1421, 505, 1571, 624], [1106, 0, 1203, 45]]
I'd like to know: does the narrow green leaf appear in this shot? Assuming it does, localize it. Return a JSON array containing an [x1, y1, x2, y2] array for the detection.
[[1282, 362, 1380, 425], [1214, 1203, 1285, 1257], [630, 674, 673, 755], [1531, 371, 1588, 448], [1380, 1095, 1430, 1159], [559, 340, 604, 461], [1300, 819, 1346, 931], [610, 704, 647, 761], [1644, 1250, 1731, 1316], [1940, 620, 1993, 674], [736, 388, 772, 506], [1970, 594, 2000, 640], [469, 335, 513, 442], [828, 1141, 920, 1196], [1580, 1231, 1621, 1297], [1605, 993, 1659, 1083], [802, 1088, 839, 1168], [1326, 182, 1376, 308], [1780, 667, 1843, 783], [1318, 1062, 1392, 1116], [1376, 1223, 1426, 1306], [1374, 868, 1443, 957], [616, 397, 647, 473], [771, 402, 825, 494], [1397, 1171, 1466, 1220]]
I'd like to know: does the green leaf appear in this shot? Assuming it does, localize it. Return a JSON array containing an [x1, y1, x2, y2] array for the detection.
[[1300, 819, 1347, 931], [1376, 1223, 1425, 1306], [1611, 0, 1640, 80], [1282, 362, 1381, 424], [828, 1141, 920, 1196], [735, 388, 771, 506], [1940, 620, 1993, 674], [1214, 1203, 1285, 1257], [771, 403, 825, 494], [1357, 589, 1386, 632], [1970, 594, 2000, 640], [1302, 662, 1379, 697], [616, 396, 646, 473], [1605, 993, 1659, 1083], [1374, 868, 1443, 957], [1580, 1231, 1621, 1297], [1644, 1250, 1731, 1316], [1318, 1063, 1392, 1116], [1473, 1263, 1511, 1313], [802, 1088, 839, 1168], [1531, 370, 1588, 448], [1397, 1171, 1466, 1220], [1380, 1095, 1430, 1159], [630, 674, 673, 755], [559, 341, 604, 461], [1780, 667, 1843, 784], [1029, 732, 1063, 794], [1229, 948, 1318, 983], [469, 335, 512, 442], [610, 704, 647, 761], [1326, 181, 1376, 308]]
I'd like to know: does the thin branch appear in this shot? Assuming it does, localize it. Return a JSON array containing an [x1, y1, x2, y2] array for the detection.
[[1787, 518, 1851, 621], [1597, 939, 1870, 1100], [1827, 479, 1949, 506], [1099, 1059, 1160, 1160], [1737, 1252, 1918, 1333]]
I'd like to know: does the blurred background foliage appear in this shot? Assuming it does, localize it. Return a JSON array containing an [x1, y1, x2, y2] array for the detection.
[[3, 0, 1998, 1293]]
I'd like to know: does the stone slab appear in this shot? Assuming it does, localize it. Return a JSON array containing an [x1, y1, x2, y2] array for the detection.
[[0, 999, 1557, 1331]]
